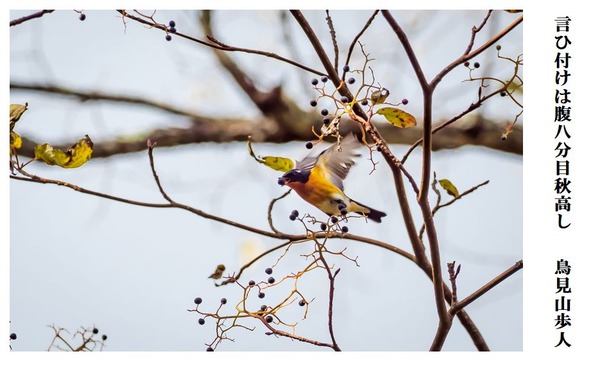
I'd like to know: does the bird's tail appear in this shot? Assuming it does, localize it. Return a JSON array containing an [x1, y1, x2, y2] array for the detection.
[[349, 199, 387, 223]]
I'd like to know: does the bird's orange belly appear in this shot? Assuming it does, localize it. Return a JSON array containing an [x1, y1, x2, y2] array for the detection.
[[288, 179, 348, 216]]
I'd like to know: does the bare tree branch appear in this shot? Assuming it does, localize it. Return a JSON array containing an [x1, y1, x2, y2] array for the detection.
[[10, 81, 208, 120], [10, 10, 54, 27], [430, 259, 523, 351], [450, 260, 523, 316], [199, 11, 313, 138]]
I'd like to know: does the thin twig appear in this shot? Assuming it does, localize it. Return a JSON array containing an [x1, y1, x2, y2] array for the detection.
[[263, 320, 338, 350], [344, 11, 379, 73], [448, 261, 459, 305], [118, 10, 325, 77], [147, 140, 175, 203], [267, 189, 292, 234], [325, 11, 339, 72], [419, 179, 490, 239], [463, 10, 494, 56], [315, 248, 341, 351]]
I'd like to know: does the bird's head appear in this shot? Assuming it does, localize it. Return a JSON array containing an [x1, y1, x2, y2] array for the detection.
[[278, 169, 310, 186]]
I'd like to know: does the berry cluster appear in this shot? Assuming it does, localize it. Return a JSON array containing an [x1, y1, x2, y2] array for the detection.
[[307, 64, 410, 143], [464, 61, 481, 69], [165, 20, 176, 41], [289, 209, 300, 221]]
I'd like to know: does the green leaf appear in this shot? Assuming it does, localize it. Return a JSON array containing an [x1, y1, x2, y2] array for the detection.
[[10, 103, 28, 131], [439, 179, 459, 198], [376, 107, 417, 128], [34, 135, 94, 168]]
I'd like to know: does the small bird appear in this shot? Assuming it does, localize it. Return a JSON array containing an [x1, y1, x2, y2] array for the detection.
[[208, 264, 226, 279], [277, 135, 386, 222]]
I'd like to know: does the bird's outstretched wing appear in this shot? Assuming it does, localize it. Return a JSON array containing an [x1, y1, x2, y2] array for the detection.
[[296, 135, 361, 191]]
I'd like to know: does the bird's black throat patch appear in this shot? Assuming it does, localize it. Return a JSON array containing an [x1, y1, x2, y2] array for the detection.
[[281, 169, 311, 184]]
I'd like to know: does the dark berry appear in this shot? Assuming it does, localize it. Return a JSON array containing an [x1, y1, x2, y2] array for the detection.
[[331, 216, 338, 224], [341, 226, 349, 233], [311, 78, 318, 85], [337, 203, 346, 210], [198, 318, 206, 325], [474, 62, 480, 68], [305, 142, 313, 149], [343, 65, 350, 72], [260, 305, 267, 311], [323, 118, 331, 125], [169, 20, 176, 27], [361, 100, 369, 106], [101, 335, 107, 341], [340, 96, 349, 103], [265, 267, 273, 275], [299, 300, 306, 307], [206, 347, 214, 352], [289, 214, 297, 221], [79, 13, 86, 21], [320, 108, 329, 116], [248, 280, 256, 286], [402, 98, 409, 105], [347, 77, 355, 84], [377, 145, 382, 152], [220, 298, 227, 305], [266, 315, 273, 323], [464, 61, 470, 67], [500, 91, 507, 97], [166, 35, 172, 41], [9, 333, 17, 340], [194, 297, 203, 305], [310, 100, 317, 107], [291, 210, 299, 217], [258, 292, 266, 299], [92, 328, 99, 334], [168, 26, 177, 33], [340, 208, 348, 216], [268, 276, 275, 284], [321, 76, 328, 83], [320, 223, 327, 231], [496, 44, 502, 51]]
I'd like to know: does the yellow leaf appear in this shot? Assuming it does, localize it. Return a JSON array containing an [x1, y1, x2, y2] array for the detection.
[[376, 107, 417, 128], [247, 136, 295, 172], [10, 130, 22, 150], [10, 103, 28, 131], [34, 135, 94, 168], [261, 156, 295, 172], [439, 179, 459, 198], [64, 135, 94, 168], [35, 143, 68, 166]]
